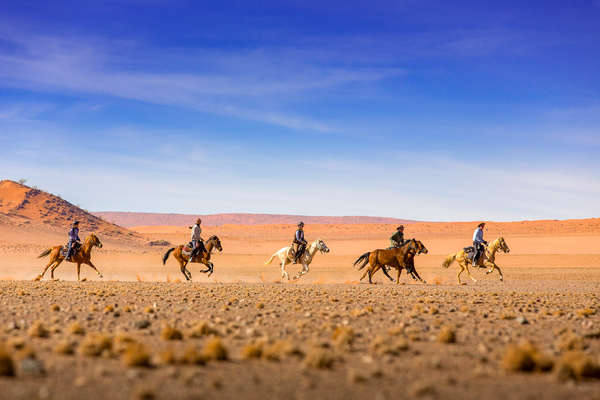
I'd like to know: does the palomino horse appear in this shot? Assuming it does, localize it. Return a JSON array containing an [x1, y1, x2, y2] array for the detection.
[[35, 233, 104, 282], [354, 239, 428, 284], [162, 235, 223, 281], [442, 236, 510, 285], [264, 239, 330, 280]]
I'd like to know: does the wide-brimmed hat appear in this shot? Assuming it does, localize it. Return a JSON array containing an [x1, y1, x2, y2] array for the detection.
[[397, 225, 404, 230], [477, 222, 485, 228]]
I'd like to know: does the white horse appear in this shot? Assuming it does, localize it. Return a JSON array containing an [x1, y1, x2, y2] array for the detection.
[[264, 239, 330, 280]]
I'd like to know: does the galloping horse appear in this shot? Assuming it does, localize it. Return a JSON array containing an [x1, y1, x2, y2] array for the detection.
[[162, 235, 222, 281], [35, 233, 104, 282], [265, 239, 330, 280], [354, 239, 428, 284], [442, 236, 510, 284]]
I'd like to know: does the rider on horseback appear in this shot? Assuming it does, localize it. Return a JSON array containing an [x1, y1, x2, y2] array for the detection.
[[472, 222, 487, 265], [65, 221, 80, 261], [188, 218, 206, 263], [292, 222, 307, 264], [389, 225, 405, 248]]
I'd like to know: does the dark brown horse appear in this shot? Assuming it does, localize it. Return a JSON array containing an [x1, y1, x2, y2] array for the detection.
[[162, 235, 222, 280], [354, 239, 428, 284], [35, 233, 104, 281]]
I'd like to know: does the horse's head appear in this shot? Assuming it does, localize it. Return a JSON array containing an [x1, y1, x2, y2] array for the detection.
[[497, 236, 510, 253], [414, 240, 428, 254], [316, 239, 330, 254], [88, 233, 103, 248], [207, 235, 223, 252]]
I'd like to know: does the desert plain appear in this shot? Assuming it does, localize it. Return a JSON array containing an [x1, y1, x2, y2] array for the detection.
[[1, 213, 600, 399]]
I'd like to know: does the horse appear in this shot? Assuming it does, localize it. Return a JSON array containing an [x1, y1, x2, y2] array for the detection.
[[162, 235, 222, 281], [35, 233, 104, 282], [264, 239, 330, 280], [354, 239, 428, 284], [442, 236, 510, 285]]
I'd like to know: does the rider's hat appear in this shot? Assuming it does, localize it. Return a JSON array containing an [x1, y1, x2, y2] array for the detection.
[[478, 222, 485, 228], [298, 221, 304, 227], [196, 218, 202, 224], [397, 225, 404, 230], [73, 221, 80, 226]]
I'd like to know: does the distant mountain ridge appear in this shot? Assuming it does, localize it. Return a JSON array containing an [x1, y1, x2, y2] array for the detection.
[[0, 180, 141, 240], [93, 211, 417, 227]]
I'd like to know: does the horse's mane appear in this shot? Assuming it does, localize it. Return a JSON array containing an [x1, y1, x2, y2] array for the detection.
[[207, 235, 218, 241]]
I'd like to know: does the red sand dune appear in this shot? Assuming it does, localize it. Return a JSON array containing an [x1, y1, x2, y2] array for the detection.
[[93, 211, 416, 227], [0, 180, 141, 241]]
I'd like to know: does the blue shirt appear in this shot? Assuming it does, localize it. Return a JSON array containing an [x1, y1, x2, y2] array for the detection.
[[473, 227, 484, 243], [69, 227, 80, 241], [295, 229, 305, 242]]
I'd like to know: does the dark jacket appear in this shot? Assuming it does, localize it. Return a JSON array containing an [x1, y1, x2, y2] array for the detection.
[[390, 230, 404, 246]]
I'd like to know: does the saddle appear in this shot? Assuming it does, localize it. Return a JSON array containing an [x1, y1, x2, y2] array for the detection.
[[463, 246, 475, 255], [61, 242, 81, 258]]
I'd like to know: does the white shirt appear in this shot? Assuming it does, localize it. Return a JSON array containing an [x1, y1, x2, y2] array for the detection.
[[191, 224, 202, 240]]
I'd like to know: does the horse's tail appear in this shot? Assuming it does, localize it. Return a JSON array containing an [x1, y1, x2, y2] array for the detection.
[[37, 248, 52, 259], [264, 252, 277, 265], [162, 248, 175, 265], [354, 252, 370, 270], [442, 253, 456, 268]]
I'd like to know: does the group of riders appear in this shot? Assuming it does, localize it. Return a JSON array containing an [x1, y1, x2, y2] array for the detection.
[[61, 218, 490, 276]]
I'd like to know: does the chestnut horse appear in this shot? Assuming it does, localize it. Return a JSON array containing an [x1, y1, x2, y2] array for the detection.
[[442, 236, 510, 285], [162, 235, 222, 281], [354, 239, 428, 284], [35, 233, 104, 282]]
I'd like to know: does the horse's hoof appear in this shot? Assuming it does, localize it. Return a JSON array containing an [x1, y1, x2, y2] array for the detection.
[[459, 282, 466, 286], [33, 275, 42, 282], [98, 274, 104, 279], [81, 278, 87, 282]]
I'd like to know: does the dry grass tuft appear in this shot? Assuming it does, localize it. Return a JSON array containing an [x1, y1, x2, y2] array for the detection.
[[122, 343, 152, 368], [555, 351, 600, 381], [370, 335, 409, 356], [332, 326, 355, 350], [156, 348, 177, 365], [502, 341, 554, 373], [241, 341, 264, 360], [78, 333, 113, 357], [27, 321, 49, 338], [262, 340, 302, 361], [576, 308, 596, 318], [303, 347, 335, 369], [181, 346, 207, 365], [53, 340, 75, 355], [68, 322, 85, 335], [437, 326, 456, 344], [50, 304, 60, 312], [0, 346, 15, 377], [202, 337, 228, 361], [189, 321, 219, 338], [161, 324, 183, 341]]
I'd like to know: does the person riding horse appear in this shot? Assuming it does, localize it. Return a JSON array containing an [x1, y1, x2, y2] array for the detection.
[[389, 225, 405, 248], [65, 221, 81, 261], [188, 218, 206, 263], [472, 222, 487, 265], [292, 222, 308, 264]]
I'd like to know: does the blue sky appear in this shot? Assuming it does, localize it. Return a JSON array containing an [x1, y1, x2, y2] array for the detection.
[[1, 0, 599, 221]]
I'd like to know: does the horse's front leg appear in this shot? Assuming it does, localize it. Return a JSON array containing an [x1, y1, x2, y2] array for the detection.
[[396, 267, 402, 284], [84, 260, 103, 279], [294, 261, 309, 280], [484, 261, 503, 282], [382, 266, 394, 282], [280, 259, 290, 281]]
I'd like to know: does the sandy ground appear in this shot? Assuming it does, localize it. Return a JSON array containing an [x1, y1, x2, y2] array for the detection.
[[0, 222, 599, 399]]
